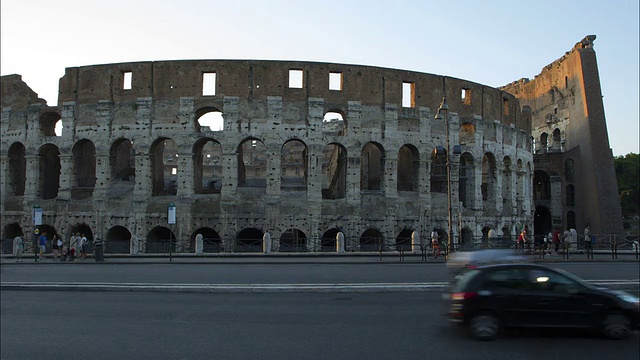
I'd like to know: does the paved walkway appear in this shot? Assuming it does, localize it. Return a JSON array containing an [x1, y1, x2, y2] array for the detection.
[[1, 250, 638, 265]]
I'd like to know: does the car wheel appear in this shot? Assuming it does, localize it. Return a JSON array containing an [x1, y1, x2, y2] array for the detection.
[[469, 312, 500, 341], [601, 313, 630, 340]]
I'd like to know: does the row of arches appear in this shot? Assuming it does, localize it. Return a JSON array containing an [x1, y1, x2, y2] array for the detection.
[[6, 138, 531, 207], [3, 223, 441, 253]]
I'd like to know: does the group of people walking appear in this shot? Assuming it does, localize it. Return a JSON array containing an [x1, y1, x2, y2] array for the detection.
[[13, 232, 88, 262], [516, 224, 594, 255]]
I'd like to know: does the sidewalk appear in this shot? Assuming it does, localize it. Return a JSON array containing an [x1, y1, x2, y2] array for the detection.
[[1, 250, 638, 265]]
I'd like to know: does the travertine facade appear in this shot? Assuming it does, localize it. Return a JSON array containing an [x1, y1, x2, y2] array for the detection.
[[502, 35, 623, 237], [2, 37, 618, 253]]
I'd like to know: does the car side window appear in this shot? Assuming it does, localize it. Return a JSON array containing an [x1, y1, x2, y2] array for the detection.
[[483, 269, 529, 291], [528, 269, 580, 293]]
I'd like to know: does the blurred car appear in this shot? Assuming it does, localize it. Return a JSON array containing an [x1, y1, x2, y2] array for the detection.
[[444, 263, 640, 341], [446, 249, 525, 276]]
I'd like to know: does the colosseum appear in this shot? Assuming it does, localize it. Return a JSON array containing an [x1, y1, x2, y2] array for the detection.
[[0, 35, 622, 255]]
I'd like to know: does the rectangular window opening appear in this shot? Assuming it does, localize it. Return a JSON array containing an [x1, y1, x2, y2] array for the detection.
[[289, 69, 303, 89], [462, 88, 472, 105], [503, 98, 510, 115], [329, 72, 342, 91], [123, 72, 132, 90], [202, 72, 216, 96], [402, 82, 415, 108]]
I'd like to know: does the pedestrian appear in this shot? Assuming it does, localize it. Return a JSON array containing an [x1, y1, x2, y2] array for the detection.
[[584, 225, 593, 258], [14, 235, 24, 262], [522, 225, 531, 253], [51, 234, 60, 260], [570, 227, 578, 248], [430, 228, 440, 259], [38, 231, 48, 260], [552, 228, 561, 254], [56, 237, 66, 261], [70, 233, 78, 256], [80, 233, 88, 259]]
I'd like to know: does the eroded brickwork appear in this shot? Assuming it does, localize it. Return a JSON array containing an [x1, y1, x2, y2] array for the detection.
[[1, 54, 569, 253]]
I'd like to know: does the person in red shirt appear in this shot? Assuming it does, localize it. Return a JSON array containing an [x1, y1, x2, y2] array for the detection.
[[552, 229, 561, 254]]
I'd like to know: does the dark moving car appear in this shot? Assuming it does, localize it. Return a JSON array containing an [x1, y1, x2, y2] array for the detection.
[[445, 263, 640, 340]]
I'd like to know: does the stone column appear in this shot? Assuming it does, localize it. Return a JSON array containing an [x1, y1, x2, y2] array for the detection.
[[336, 231, 345, 253], [411, 230, 421, 254], [58, 154, 72, 200]]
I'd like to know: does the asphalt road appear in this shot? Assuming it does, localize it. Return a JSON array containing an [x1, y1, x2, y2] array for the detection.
[[1, 262, 638, 286], [2, 291, 639, 360]]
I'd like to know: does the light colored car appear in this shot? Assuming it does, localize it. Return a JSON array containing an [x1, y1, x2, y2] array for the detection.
[[447, 249, 525, 276]]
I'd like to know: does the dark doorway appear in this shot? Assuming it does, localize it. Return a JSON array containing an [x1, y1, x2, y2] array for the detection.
[[534, 206, 552, 243]]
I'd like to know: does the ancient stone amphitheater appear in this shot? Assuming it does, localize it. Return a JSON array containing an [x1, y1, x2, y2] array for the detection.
[[1, 59, 535, 254]]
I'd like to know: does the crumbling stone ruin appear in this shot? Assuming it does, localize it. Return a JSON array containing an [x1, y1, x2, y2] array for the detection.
[[0, 35, 622, 253]]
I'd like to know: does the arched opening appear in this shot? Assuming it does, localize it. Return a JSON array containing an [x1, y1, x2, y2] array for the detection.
[[567, 211, 576, 230], [361, 142, 384, 191], [539, 132, 548, 153], [196, 108, 224, 132], [321, 143, 346, 199], [146, 226, 176, 253], [534, 170, 551, 200], [105, 226, 131, 254], [3, 223, 24, 254], [38, 144, 61, 200], [502, 157, 513, 213], [430, 146, 447, 193], [40, 112, 61, 137], [565, 159, 575, 182], [192, 228, 222, 253], [151, 138, 179, 196], [397, 145, 419, 192], [459, 152, 475, 208], [396, 229, 413, 252], [72, 139, 96, 200], [501, 226, 512, 243], [534, 206, 552, 242], [235, 228, 263, 252], [281, 139, 308, 191], [70, 224, 92, 254], [482, 153, 497, 207], [110, 138, 135, 182], [566, 184, 575, 206], [459, 122, 475, 145], [193, 139, 223, 194], [360, 229, 384, 251], [279, 229, 307, 252], [237, 138, 267, 188], [320, 228, 340, 252], [551, 128, 561, 151], [54, 120, 63, 136], [322, 111, 346, 135], [481, 226, 491, 244], [461, 227, 474, 247], [7, 142, 26, 196]]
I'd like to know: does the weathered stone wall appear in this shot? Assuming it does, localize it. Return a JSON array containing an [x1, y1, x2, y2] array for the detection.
[[502, 35, 623, 235], [2, 60, 535, 251]]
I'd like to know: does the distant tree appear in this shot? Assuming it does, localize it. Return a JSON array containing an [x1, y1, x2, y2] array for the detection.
[[614, 153, 639, 218]]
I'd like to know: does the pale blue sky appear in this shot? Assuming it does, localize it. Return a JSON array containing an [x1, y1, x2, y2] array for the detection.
[[1, 0, 638, 155]]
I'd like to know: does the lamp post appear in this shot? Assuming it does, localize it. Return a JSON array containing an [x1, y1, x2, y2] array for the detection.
[[434, 97, 454, 258], [33, 205, 42, 262], [168, 202, 176, 261]]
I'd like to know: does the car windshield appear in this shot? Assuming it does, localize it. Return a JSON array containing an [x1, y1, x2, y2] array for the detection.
[[553, 268, 597, 290], [452, 269, 481, 292]]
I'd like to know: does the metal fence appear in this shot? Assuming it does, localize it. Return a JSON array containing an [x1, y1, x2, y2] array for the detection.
[[2, 233, 638, 261]]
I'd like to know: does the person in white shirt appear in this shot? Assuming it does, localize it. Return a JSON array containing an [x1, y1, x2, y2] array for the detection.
[[430, 228, 440, 259]]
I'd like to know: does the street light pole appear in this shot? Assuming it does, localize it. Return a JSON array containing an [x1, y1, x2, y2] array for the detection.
[[435, 97, 454, 258]]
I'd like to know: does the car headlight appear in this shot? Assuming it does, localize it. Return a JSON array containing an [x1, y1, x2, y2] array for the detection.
[[612, 290, 640, 306]]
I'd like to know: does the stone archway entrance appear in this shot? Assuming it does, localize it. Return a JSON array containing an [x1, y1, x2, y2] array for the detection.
[[534, 206, 552, 243]]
